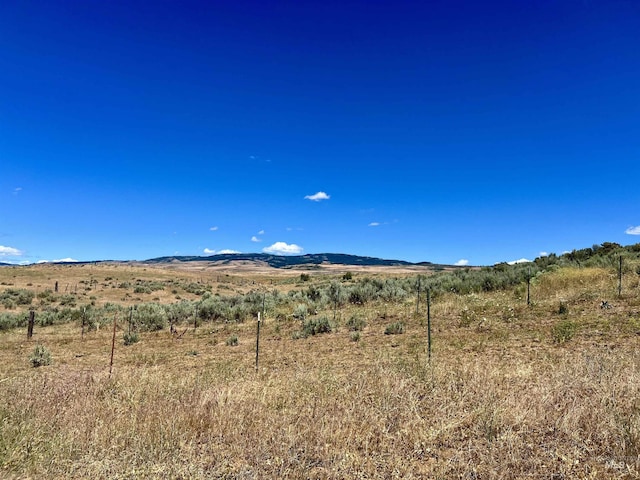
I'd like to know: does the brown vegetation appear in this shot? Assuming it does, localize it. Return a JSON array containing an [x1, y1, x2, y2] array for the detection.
[[1, 262, 640, 478]]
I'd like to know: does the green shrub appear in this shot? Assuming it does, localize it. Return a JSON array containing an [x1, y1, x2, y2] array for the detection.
[[0, 312, 26, 331], [552, 320, 577, 344], [58, 294, 77, 306], [123, 331, 140, 345], [293, 304, 308, 321], [384, 322, 405, 335], [226, 335, 239, 346], [30, 344, 52, 367], [346, 314, 366, 331], [0, 288, 34, 306], [302, 316, 332, 336], [133, 303, 167, 331], [350, 331, 361, 342]]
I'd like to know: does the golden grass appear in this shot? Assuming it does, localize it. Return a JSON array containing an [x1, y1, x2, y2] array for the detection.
[[1, 265, 640, 478]]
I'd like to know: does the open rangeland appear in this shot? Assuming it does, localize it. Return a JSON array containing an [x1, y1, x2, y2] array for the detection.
[[1, 261, 640, 478]]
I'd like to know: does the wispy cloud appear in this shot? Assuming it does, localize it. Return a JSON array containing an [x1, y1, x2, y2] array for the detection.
[[209, 226, 219, 231], [0, 245, 22, 257], [263, 242, 303, 255], [12, 187, 22, 195], [304, 191, 330, 202], [258, 230, 265, 235], [251, 236, 261, 242], [539, 251, 548, 257], [625, 226, 640, 235], [368, 222, 381, 227], [454, 259, 469, 266], [53, 258, 78, 263]]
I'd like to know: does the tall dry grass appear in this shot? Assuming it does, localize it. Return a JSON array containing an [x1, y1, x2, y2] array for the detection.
[[1, 265, 640, 478]]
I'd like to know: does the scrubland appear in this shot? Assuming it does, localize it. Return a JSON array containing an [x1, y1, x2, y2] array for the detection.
[[1, 252, 640, 479]]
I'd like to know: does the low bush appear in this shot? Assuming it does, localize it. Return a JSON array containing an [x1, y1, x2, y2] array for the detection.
[[123, 331, 140, 345], [29, 344, 52, 367], [346, 314, 366, 331], [384, 322, 405, 335], [302, 316, 332, 337]]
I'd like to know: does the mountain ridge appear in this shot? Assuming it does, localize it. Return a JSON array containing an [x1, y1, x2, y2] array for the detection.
[[143, 253, 444, 269]]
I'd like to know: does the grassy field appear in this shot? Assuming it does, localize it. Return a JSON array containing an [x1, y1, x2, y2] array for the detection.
[[1, 262, 640, 478]]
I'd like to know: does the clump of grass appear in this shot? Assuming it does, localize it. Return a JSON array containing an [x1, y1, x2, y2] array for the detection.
[[226, 335, 239, 346], [345, 314, 366, 331], [29, 344, 52, 367], [557, 301, 569, 315], [123, 331, 140, 346], [384, 321, 405, 335], [302, 316, 332, 336], [551, 319, 577, 344], [350, 331, 361, 342]]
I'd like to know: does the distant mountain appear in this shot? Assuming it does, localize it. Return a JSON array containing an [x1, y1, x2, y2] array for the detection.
[[144, 253, 440, 269]]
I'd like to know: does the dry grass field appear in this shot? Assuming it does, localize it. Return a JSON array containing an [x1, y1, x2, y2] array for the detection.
[[1, 261, 640, 478]]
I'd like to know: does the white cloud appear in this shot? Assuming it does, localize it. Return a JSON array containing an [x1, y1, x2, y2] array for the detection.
[[507, 258, 532, 265], [36, 260, 49, 264], [53, 258, 78, 263], [539, 251, 548, 257], [258, 230, 265, 235], [625, 226, 640, 235], [209, 226, 219, 231], [251, 236, 261, 242], [368, 222, 381, 227], [0, 245, 22, 257], [204, 248, 240, 255], [454, 259, 469, 266], [263, 242, 303, 255], [304, 191, 330, 202], [12, 187, 22, 195]]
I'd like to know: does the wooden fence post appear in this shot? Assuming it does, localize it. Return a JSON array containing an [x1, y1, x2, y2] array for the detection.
[[109, 315, 117, 376], [255, 313, 261, 371], [618, 255, 623, 297], [27, 310, 35, 339], [427, 289, 432, 362], [416, 276, 421, 316], [527, 266, 531, 306]]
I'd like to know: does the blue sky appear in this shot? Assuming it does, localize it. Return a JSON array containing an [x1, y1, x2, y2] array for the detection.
[[2, 0, 639, 266]]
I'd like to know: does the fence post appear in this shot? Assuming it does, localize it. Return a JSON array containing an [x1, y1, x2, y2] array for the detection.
[[527, 266, 531, 306], [427, 288, 432, 362], [109, 315, 117, 376], [255, 312, 261, 371], [416, 276, 421, 316], [27, 310, 35, 339], [618, 255, 623, 297]]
